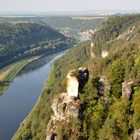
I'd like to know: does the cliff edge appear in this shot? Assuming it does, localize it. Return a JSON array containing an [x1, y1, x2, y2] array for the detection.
[[46, 67, 89, 140]]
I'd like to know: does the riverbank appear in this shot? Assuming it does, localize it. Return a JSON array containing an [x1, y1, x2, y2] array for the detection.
[[12, 41, 90, 140], [12, 51, 66, 140], [0, 58, 31, 94], [12, 87, 43, 140], [0, 55, 49, 95], [0, 46, 71, 95]]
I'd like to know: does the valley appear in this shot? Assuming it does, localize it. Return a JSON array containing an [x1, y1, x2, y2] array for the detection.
[[0, 15, 103, 140], [13, 14, 140, 140], [0, 13, 140, 140]]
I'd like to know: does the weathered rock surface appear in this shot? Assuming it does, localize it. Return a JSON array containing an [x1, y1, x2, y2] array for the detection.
[[67, 70, 79, 97], [101, 50, 108, 58], [122, 81, 134, 100], [78, 67, 89, 92], [133, 129, 140, 140], [46, 68, 89, 140], [117, 26, 136, 40], [52, 93, 81, 119], [46, 93, 81, 140], [90, 41, 96, 58], [67, 67, 89, 97]]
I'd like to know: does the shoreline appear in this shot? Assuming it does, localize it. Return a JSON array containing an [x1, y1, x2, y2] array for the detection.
[[0, 47, 69, 95], [11, 50, 66, 140], [0, 57, 40, 95], [12, 89, 43, 140]]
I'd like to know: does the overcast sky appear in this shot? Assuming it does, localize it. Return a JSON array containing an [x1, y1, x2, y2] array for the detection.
[[0, 0, 139, 12]]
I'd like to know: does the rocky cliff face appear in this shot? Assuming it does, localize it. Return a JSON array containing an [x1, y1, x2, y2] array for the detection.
[[133, 129, 140, 140], [67, 70, 79, 97], [46, 68, 89, 140], [46, 93, 81, 140], [122, 81, 134, 100], [117, 25, 136, 41]]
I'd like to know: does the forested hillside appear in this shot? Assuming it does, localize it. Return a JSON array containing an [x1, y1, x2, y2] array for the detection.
[[93, 14, 140, 46], [80, 14, 140, 140], [13, 14, 140, 140], [0, 22, 72, 68]]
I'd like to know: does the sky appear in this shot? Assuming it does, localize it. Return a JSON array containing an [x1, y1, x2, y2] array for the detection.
[[0, 0, 140, 12]]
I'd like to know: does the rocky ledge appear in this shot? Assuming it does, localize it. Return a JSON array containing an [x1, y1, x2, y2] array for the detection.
[[46, 67, 89, 140], [46, 93, 81, 140]]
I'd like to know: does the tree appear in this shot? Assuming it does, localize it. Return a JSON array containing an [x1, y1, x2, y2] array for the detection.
[[131, 88, 140, 129], [109, 60, 125, 98]]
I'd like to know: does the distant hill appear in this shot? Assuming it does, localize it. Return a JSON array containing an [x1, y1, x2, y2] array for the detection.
[[93, 14, 140, 45], [0, 22, 65, 45], [0, 22, 71, 67]]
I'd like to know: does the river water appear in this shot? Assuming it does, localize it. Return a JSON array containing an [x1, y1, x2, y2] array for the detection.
[[0, 51, 65, 140]]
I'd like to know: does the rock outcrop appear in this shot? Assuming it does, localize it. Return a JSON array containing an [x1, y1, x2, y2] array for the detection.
[[78, 67, 89, 92], [122, 81, 134, 100], [101, 50, 108, 58], [67, 70, 79, 97], [46, 93, 81, 140], [90, 41, 96, 58], [46, 68, 89, 140], [133, 129, 140, 140], [67, 67, 89, 97], [117, 26, 136, 41]]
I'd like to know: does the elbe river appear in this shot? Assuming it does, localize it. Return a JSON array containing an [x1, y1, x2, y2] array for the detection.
[[0, 51, 65, 140]]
